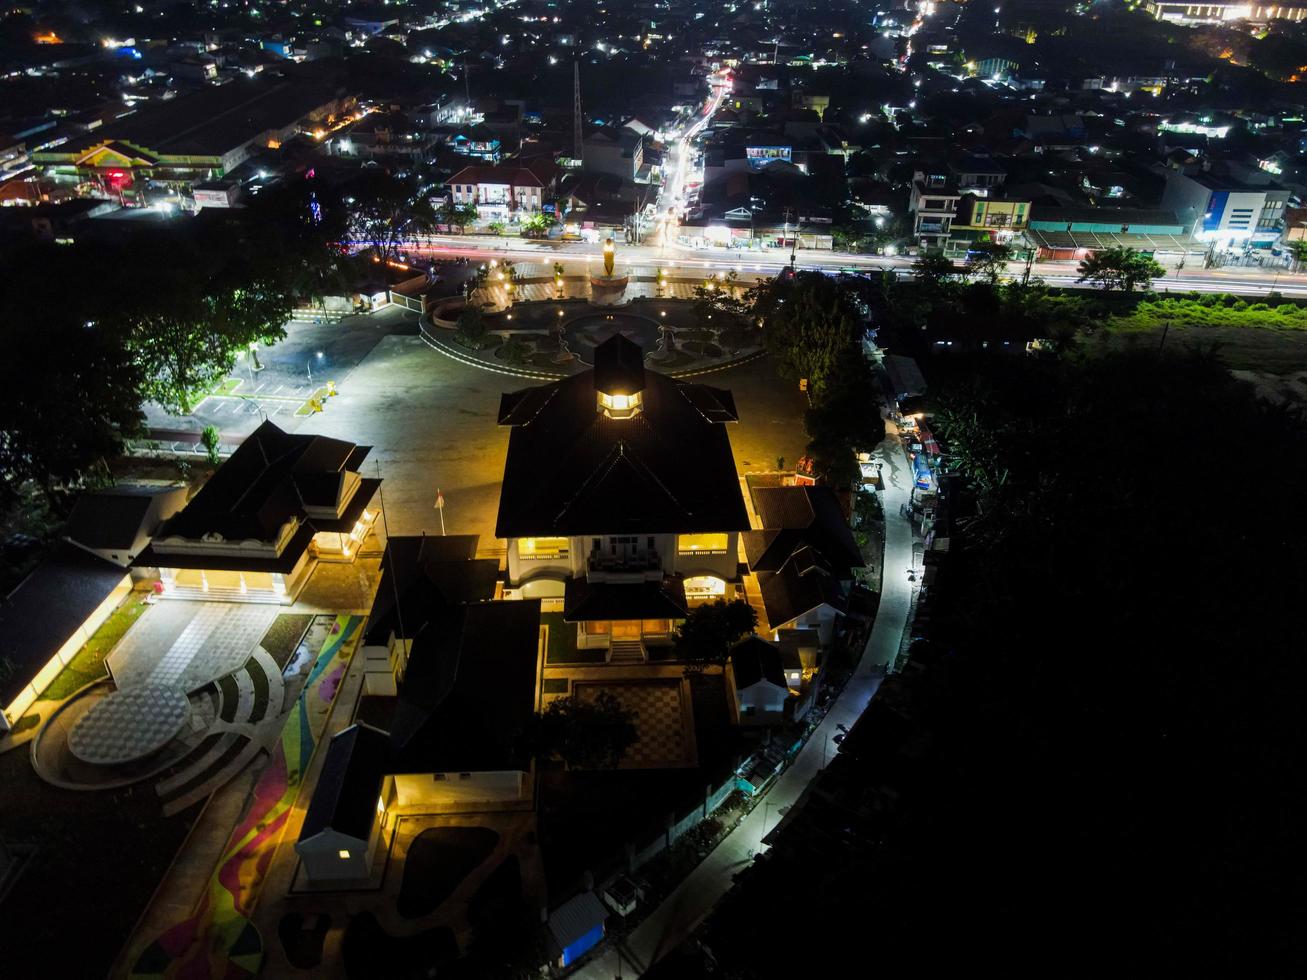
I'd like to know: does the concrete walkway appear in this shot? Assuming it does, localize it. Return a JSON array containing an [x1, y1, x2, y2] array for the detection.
[[574, 418, 917, 978]]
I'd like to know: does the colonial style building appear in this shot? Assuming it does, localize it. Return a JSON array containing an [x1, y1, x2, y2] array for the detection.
[[447, 161, 556, 220], [496, 335, 750, 661], [134, 421, 380, 603]]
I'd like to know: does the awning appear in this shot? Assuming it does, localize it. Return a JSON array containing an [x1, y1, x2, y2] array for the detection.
[[917, 421, 941, 457]]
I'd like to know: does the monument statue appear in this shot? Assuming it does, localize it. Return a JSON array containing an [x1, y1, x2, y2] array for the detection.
[[603, 237, 615, 278]]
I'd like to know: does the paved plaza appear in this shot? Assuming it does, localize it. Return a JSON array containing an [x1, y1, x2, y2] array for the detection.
[[574, 679, 697, 769], [107, 602, 277, 692]]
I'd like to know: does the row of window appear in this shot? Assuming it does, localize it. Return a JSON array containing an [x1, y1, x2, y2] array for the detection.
[[518, 533, 730, 559]]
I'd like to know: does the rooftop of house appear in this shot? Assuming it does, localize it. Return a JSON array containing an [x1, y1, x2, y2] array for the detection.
[[743, 485, 864, 579], [731, 635, 797, 690], [495, 337, 749, 538], [62, 485, 186, 553], [364, 534, 498, 647], [0, 541, 128, 707], [389, 598, 542, 771], [758, 545, 847, 631], [298, 722, 391, 843], [61, 78, 347, 158], [448, 159, 555, 188], [143, 420, 375, 546]]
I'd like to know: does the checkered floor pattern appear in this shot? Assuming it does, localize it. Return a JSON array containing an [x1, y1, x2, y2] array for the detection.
[[575, 680, 695, 769], [68, 684, 192, 765]]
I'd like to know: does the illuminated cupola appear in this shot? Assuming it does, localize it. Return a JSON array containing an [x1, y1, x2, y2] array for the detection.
[[593, 334, 645, 419]]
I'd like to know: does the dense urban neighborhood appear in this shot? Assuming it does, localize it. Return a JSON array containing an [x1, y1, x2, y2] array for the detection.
[[1, 0, 1306, 977]]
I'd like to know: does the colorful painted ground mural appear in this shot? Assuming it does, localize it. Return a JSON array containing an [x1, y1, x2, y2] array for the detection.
[[130, 615, 362, 979]]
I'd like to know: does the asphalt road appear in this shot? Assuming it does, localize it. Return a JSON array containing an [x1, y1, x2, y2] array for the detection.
[[574, 418, 918, 979], [371, 233, 1307, 298]]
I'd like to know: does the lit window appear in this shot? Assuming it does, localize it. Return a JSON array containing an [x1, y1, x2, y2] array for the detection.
[[597, 390, 643, 418], [338, 849, 351, 859], [520, 537, 569, 559], [678, 533, 729, 554]]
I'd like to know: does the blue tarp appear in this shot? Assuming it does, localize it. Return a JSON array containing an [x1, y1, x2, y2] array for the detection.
[[912, 452, 932, 489], [562, 923, 604, 966]]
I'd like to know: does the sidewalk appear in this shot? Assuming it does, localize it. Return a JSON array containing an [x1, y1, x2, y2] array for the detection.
[[574, 420, 917, 978]]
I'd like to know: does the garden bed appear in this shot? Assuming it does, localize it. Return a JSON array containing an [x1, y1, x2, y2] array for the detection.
[[42, 595, 149, 701], [397, 826, 500, 919]]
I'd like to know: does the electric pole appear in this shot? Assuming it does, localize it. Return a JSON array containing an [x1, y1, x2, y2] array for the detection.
[[573, 61, 584, 164]]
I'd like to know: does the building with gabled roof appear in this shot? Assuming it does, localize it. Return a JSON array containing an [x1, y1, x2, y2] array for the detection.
[[294, 722, 392, 882], [134, 420, 380, 603], [496, 335, 750, 660]]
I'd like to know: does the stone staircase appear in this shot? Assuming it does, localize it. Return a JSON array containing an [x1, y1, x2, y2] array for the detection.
[[608, 640, 646, 665], [158, 584, 286, 604]]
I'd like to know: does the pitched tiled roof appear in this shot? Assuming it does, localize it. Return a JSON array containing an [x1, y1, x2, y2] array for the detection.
[[298, 723, 391, 843], [495, 340, 749, 537], [759, 545, 846, 629], [134, 421, 376, 567], [743, 486, 863, 576], [448, 161, 552, 188]]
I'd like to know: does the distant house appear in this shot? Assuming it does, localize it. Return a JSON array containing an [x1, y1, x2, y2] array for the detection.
[[447, 161, 556, 219], [758, 545, 847, 646], [294, 722, 391, 882], [133, 420, 380, 603], [745, 485, 864, 649], [548, 890, 609, 968], [730, 635, 802, 725], [582, 126, 646, 182]]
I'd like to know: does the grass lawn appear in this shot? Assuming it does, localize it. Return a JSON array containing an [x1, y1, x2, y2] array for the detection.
[[343, 911, 458, 980], [541, 612, 606, 665], [210, 377, 243, 396], [278, 912, 331, 969], [40, 594, 149, 701], [397, 826, 500, 919], [1095, 323, 1307, 374], [0, 746, 198, 977], [259, 613, 313, 668]]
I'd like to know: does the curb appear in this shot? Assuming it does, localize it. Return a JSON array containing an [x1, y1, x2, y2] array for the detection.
[[419, 321, 768, 381]]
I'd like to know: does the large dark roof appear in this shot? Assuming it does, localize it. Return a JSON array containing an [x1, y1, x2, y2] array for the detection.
[[744, 486, 864, 577], [731, 635, 787, 690], [593, 334, 646, 396], [0, 542, 128, 706], [390, 599, 542, 771], [563, 576, 689, 622], [140, 420, 374, 549], [62, 486, 176, 552], [495, 343, 748, 537], [298, 723, 391, 843], [364, 535, 497, 647], [89, 79, 342, 158], [759, 546, 847, 630]]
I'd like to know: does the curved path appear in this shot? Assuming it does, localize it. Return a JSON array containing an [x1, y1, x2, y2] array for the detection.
[[129, 616, 363, 979]]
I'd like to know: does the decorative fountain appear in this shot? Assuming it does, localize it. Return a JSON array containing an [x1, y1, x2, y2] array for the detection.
[[588, 236, 630, 306]]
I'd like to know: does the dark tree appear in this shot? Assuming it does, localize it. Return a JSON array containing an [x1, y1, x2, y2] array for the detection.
[[524, 691, 638, 770], [676, 599, 758, 663], [0, 244, 144, 503]]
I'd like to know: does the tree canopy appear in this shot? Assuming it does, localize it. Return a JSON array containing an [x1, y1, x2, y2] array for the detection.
[[698, 347, 1307, 974], [676, 599, 758, 663], [1076, 246, 1165, 292], [757, 271, 866, 396], [523, 691, 638, 769]]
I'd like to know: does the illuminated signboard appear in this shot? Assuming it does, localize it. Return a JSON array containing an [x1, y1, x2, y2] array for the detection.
[[745, 145, 791, 169]]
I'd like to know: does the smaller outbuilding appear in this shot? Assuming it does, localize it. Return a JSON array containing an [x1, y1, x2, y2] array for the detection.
[[294, 723, 391, 883], [548, 890, 609, 968]]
